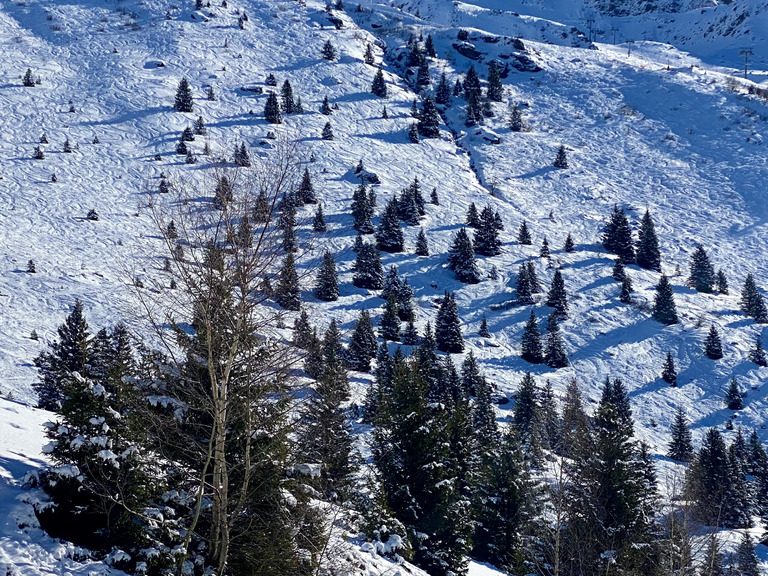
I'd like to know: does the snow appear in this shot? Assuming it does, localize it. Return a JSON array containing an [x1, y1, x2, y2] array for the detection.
[[0, 0, 768, 571]]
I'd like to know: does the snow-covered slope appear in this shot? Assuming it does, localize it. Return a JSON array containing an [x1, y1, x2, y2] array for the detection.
[[2, 0, 768, 570]]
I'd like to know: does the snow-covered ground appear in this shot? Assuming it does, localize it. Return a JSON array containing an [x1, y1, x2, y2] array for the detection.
[[2, 0, 768, 571]]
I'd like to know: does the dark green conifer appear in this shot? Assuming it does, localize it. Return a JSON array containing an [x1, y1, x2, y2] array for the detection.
[[715, 270, 728, 294], [264, 92, 282, 124], [353, 241, 384, 289], [436, 73, 451, 106], [546, 270, 568, 319], [448, 228, 480, 283], [436, 292, 464, 353], [652, 274, 678, 325], [725, 377, 743, 410], [376, 197, 404, 253], [661, 351, 677, 385], [517, 221, 532, 245], [619, 275, 633, 303], [486, 61, 503, 102], [348, 310, 377, 372], [748, 336, 767, 366], [544, 312, 568, 368], [520, 309, 543, 364], [314, 251, 339, 301], [275, 252, 300, 311], [379, 294, 400, 341], [415, 228, 429, 256], [688, 244, 715, 293], [322, 121, 334, 140], [553, 145, 568, 168], [667, 406, 693, 462], [704, 325, 723, 360], [741, 274, 768, 323], [612, 258, 626, 281], [312, 204, 326, 232], [371, 68, 387, 97], [516, 263, 534, 305], [321, 95, 332, 115], [478, 313, 491, 337], [635, 209, 661, 271], [174, 77, 194, 112], [321, 40, 337, 60]]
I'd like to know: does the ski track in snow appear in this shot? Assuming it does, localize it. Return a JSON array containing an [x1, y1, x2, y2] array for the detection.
[[1, 0, 768, 569]]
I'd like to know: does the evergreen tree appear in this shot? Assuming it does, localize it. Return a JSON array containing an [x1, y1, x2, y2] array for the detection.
[[321, 40, 337, 60], [688, 244, 716, 293], [464, 91, 482, 126], [715, 270, 728, 294], [733, 531, 759, 576], [371, 68, 387, 98], [33, 300, 91, 410], [415, 228, 429, 256], [23, 68, 35, 87], [322, 121, 334, 140], [521, 309, 543, 364], [381, 266, 402, 302], [619, 275, 633, 304], [741, 274, 768, 323], [539, 237, 550, 258], [544, 312, 568, 368], [417, 96, 440, 138], [435, 72, 451, 106], [704, 325, 723, 360], [194, 116, 207, 135], [436, 292, 464, 353], [292, 309, 313, 349], [699, 535, 725, 576], [635, 209, 661, 271], [174, 77, 194, 112], [612, 258, 626, 281], [662, 351, 677, 385], [176, 135, 188, 155], [513, 372, 540, 449], [379, 294, 401, 341], [297, 167, 317, 204], [546, 269, 568, 319], [207, 85, 215, 100], [275, 252, 300, 311], [465, 203, 480, 228], [280, 80, 294, 114], [453, 78, 463, 97], [408, 123, 419, 143], [602, 205, 634, 263], [560, 378, 591, 459], [486, 61, 503, 102], [448, 228, 480, 284], [725, 377, 743, 410], [478, 313, 491, 338], [397, 279, 415, 322], [234, 142, 251, 167], [509, 103, 523, 132], [748, 335, 767, 366], [463, 66, 481, 99], [321, 95, 332, 115], [516, 263, 534, 305], [364, 43, 375, 65], [430, 187, 439, 205], [425, 34, 437, 58], [553, 145, 568, 168], [653, 274, 678, 325], [348, 310, 377, 372], [375, 197, 404, 252], [314, 251, 339, 301], [312, 204, 326, 232], [264, 92, 282, 124], [474, 206, 502, 256], [416, 57, 431, 87], [401, 320, 419, 345], [351, 183, 374, 234], [562, 234, 574, 254], [517, 220, 532, 245], [667, 406, 693, 462], [353, 241, 384, 289]]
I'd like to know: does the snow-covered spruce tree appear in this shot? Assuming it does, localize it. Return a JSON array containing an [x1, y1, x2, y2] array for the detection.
[[464, 91, 483, 126], [749, 335, 767, 366], [397, 184, 421, 225], [351, 182, 374, 234], [715, 270, 728, 294], [546, 269, 568, 319], [517, 220, 532, 245], [322, 121, 334, 140], [478, 313, 491, 337], [688, 244, 715, 293], [703, 324, 723, 360], [463, 65, 481, 99], [37, 324, 160, 565], [23, 68, 35, 87], [741, 273, 768, 323], [372, 356, 471, 576], [194, 115, 207, 135], [297, 167, 317, 204], [415, 227, 429, 256], [416, 57, 430, 88], [408, 122, 420, 143], [553, 145, 568, 169], [375, 196, 404, 252], [276, 252, 301, 311], [436, 291, 464, 353], [435, 72, 451, 106], [292, 309, 313, 350], [379, 294, 400, 341], [521, 309, 543, 364], [397, 279, 415, 322], [540, 237, 550, 259], [371, 68, 387, 98], [314, 251, 339, 301], [424, 34, 437, 58], [402, 319, 419, 345], [312, 204, 326, 232], [612, 258, 626, 281], [515, 263, 534, 305], [601, 205, 634, 264], [564, 232, 575, 253], [348, 309, 377, 372], [417, 95, 441, 138], [486, 61, 503, 102], [509, 103, 523, 132], [543, 311, 568, 368], [466, 203, 480, 228], [667, 406, 693, 462], [141, 154, 325, 575], [381, 265, 402, 302], [33, 299, 91, 411], [174, 77, 194, 112], [661, 351, 677, 385], [619, 275, 633, 304], [513, 372, 541, 454], [652, 274, 678, 325], [281, 80, 294, 114], [321, 95, 332, 115], [353, 240, 383, 289], [364, 42, 375, 65], [686, 428, 751, 528], [214, 176, 234, 210], [264, 92, 282, 124], [635, 209, 661, 271], [321, 39, 337, 60], [475, 205, 502, 256], [734, 531, 759, 576], [725, 377, 743, 410], [448, 228, 481, 284]]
